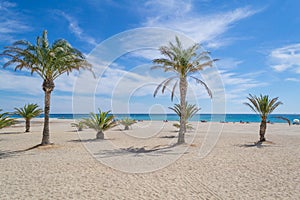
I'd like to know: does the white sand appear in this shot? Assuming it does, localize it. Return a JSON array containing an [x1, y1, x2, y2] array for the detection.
[[0, 119, 299, 199]]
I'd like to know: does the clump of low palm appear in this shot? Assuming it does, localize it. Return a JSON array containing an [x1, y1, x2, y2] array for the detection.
[[14, 103, 43, 132], [119, 117, 136, 130], [71, 120, 86, 131], [244, 94, 282, 142], [83, 109, 117, 139], [172, 123, 194, 131], [169, 102, 200, 132], [0, 109, 16, 129]]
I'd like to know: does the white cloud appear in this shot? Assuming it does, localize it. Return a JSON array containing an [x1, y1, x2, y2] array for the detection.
[[0, 69, 41, 95], [142, 2, 259, 46], [0, 1, 30, 43], [55, 11, 98, 46], [217, 58, 244, 70], [143, 0, 192, 18], [285, 77, 300, 82], [0, 69, 80, 95], [218, 69, 266, 103], [270, 43, 300, 74]]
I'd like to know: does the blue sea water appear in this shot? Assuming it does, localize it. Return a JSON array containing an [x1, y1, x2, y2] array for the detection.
[[10, 113, 300, 123]]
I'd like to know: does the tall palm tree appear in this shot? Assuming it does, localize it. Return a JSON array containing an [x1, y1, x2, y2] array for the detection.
[[169, 102, 200, 132], [244, 94, 283, 142], [0, 109, 15, 129], [14, 103, 43, 132], [83, 109, 117, 139], [1, 30, 92, 145], [152, 36, 216, 144]]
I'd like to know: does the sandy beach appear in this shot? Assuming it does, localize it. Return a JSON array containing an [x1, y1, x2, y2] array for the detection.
[[0, 119, 299, 199]]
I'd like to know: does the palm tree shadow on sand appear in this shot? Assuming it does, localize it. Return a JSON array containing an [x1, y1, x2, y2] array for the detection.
[[68, 138, 117, 143], [0, 144, 43, 159], [0, 150, 18, 159], [238, 140, 276, 148], [93, 144, 187, 158]]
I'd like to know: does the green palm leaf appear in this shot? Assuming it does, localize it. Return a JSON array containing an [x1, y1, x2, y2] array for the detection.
[[14, 103, 43, 132], [1, 30, 93, 145], [168, 102, 200, 121], [0, 109, 16, 129], [152, 36, 215, 144], [119, 117, 136, 130], [83, 109, 117, 139], [244, 94, 283, 142]]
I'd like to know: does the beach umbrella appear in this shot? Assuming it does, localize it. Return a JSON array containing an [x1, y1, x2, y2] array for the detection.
[[293, 119, 299, 125]]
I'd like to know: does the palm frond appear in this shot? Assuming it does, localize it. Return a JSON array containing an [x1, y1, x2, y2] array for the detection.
[[83, 109, 117, 132], [119, 117, 136, 126], [0, 110, 16, 129], [153, 76, 177, 97], [190, 76, 212, 98], [244, 94, 282, 120], [1, 30, 93, 81], [273, 116, 290, 126], [169, 102, 200, 121], [151, 36, 215, 104], [14, 103, 43, 120], [171, 80, 178, 101]]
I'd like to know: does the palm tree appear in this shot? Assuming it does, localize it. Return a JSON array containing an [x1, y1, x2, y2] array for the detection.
[[152, 36, 216, 144], [1, 30, 92, 145], [244, 94, 283, 142], [119, 117, 136, 130], [71, 120, 86, 131], [14, 103, 43, 132], [172, 123, 194, 131], [83, 109, 117, 139], [169, 102, 200, 132], [0, 109, 16, 129]]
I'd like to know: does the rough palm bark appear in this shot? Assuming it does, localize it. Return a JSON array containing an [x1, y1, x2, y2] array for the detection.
[[41, 80, 54, 145], [178, 76, 187, 144], [259, 119, 267, 142], [25, 119, 30, 132], [96, 131, 104, 139]]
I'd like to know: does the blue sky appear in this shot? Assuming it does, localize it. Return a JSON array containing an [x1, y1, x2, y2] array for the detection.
[[0, 0, 300, 114]]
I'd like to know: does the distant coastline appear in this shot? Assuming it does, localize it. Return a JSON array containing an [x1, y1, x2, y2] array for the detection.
[[10, 113, 300, 123]]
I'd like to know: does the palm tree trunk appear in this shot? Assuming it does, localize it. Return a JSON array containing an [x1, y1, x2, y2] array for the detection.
[[41, 80, 54, 145], [25, 119, 30, 132], [41, 90, 52, 145], [178, 76, 187, 144], [259, 120, 267, 142], [96, 131, 104, 139], [124, 125, 129, 130]]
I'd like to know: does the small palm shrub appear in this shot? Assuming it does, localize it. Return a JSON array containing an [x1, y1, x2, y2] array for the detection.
[[0, 109, 16, 129], [83, 109, 117, 139], [14, 103, 43, 132], [71, 120, 86, 131], [169, 102, 200, 131], [119, 117, 136, 130]]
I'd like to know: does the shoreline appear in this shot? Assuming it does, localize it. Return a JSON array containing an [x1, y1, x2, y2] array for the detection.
[[1, 118, 299, 199]]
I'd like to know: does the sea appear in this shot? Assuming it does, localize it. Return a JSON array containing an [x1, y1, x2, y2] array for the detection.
[[10, 113, 300, 123]]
